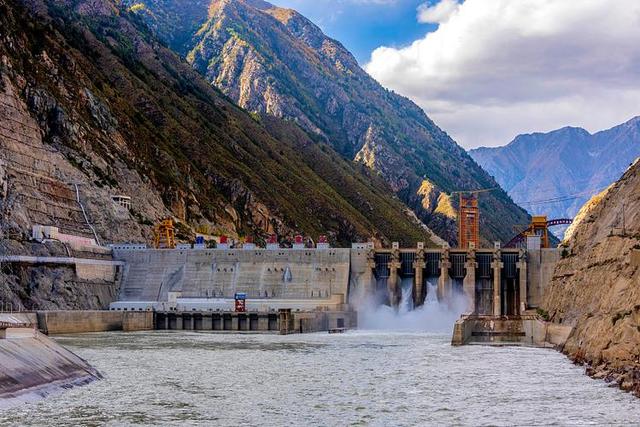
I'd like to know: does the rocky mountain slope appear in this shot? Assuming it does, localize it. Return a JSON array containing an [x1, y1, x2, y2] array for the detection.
[[542, 159, 640, 395], [125, 0, 530, 245], [0, 0, 439, 250], [470, 118, 640, 223]]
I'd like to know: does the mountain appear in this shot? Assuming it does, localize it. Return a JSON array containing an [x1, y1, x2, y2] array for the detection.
[[469, 118, 640, 226], [0, 0, 442, 249], [124, 0, 530, 245], [542, 158, 640, 395]]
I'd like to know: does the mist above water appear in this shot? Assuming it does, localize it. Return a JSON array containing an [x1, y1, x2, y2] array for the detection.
[[357, 278, 469, 333]]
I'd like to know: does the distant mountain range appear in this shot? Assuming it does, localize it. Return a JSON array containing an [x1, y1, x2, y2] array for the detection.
[[125, 0, 530, 245], [469, 117, 640, 226]]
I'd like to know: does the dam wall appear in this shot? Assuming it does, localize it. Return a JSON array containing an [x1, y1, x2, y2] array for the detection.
[[111, 245, 560, 313], [113, 248, 352, 310], [0, 318, 101, 402], [155, 309, 356, 334], [36, 310, 153, 335], [526, 249, 561, 309]]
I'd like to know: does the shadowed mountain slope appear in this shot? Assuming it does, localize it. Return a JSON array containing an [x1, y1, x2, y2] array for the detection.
[[125, 0, 530, 245], [0, 0, 439, 247]]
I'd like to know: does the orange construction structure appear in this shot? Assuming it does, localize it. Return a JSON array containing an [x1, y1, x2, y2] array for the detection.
[[505, 216, 573, 248], [458, 193, 479, 249], [154, 219, 176, 249], [525, 215, 550, 248]]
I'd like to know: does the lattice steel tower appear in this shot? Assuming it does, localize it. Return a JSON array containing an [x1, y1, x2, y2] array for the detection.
[[458, 193, 479, 249]]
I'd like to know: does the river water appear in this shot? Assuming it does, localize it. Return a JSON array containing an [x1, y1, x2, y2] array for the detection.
[[1, 330, 640, 426]]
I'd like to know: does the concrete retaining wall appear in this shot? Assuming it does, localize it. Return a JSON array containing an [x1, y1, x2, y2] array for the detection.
[[527, 249, 560, 308], [0, 327, 101, 401], [36, 311, 153, 335], [452, 315, 572, 347], [75, 263, 118, 281], [0, 313, 38, 327]]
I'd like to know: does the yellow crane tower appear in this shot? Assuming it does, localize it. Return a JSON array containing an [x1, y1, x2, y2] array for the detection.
[[153, 219, 176, 249]]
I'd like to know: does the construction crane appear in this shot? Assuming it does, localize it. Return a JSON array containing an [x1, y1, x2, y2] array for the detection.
[[451, 187, 498, 249], [153, 218, 176, 249]]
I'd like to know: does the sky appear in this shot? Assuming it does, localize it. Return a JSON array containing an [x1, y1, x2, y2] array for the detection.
[[269, 0, 436, 64], [270, 0, 640, 149]]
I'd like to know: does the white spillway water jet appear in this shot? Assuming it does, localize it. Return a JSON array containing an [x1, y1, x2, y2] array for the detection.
[[357, 278, 468, 333]]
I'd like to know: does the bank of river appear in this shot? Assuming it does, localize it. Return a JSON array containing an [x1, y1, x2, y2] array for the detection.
[[1, 330, 639, 426]]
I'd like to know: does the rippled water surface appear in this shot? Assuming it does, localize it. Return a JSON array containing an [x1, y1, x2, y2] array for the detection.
[[2, 330, 640, 426]]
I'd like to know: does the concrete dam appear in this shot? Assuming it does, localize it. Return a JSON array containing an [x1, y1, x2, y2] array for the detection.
[[109, 242, 560, 338]]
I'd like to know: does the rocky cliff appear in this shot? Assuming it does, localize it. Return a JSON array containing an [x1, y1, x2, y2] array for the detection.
[[470, 118, 640, 224], [125, 0, 530, 245], [542, 159, 640, 395], [0, 0, 436, 249]]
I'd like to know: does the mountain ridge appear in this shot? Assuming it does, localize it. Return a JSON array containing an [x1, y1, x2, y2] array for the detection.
[[126, 0, 530, 245], [0, 0, 440, 248], [469, 117, 640, 222]]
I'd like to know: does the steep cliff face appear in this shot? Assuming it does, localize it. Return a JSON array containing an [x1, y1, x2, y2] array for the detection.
[[542, 159, 640, 394], [125, 0, 530, 245], [470, 118, 640, 222], [0, 0, 436, 249]]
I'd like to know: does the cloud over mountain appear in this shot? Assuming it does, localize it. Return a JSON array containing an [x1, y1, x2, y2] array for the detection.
[[366, 0, 640, 148], [417, 0, 459, 24]]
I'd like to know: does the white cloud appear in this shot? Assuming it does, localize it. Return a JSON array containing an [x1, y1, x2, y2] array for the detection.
[[366, 0, 640, 148], [417, 0, 460, 24]]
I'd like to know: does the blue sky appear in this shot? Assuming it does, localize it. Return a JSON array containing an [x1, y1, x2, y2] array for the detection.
[[269, 0, 437, 64]]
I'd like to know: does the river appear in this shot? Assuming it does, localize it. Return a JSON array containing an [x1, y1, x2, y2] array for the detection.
[[1, 330, 639, 426]]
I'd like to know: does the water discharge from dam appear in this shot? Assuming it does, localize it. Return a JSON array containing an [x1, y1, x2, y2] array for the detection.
[[358, 278, 468, 333]]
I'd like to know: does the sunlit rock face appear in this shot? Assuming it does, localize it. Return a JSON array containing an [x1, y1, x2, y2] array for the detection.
[[125, 0, 530, 245], [542, 159, 640, 396]]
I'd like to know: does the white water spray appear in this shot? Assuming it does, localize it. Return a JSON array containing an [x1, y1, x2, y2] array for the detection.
[[356, 277, 469, 333]]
